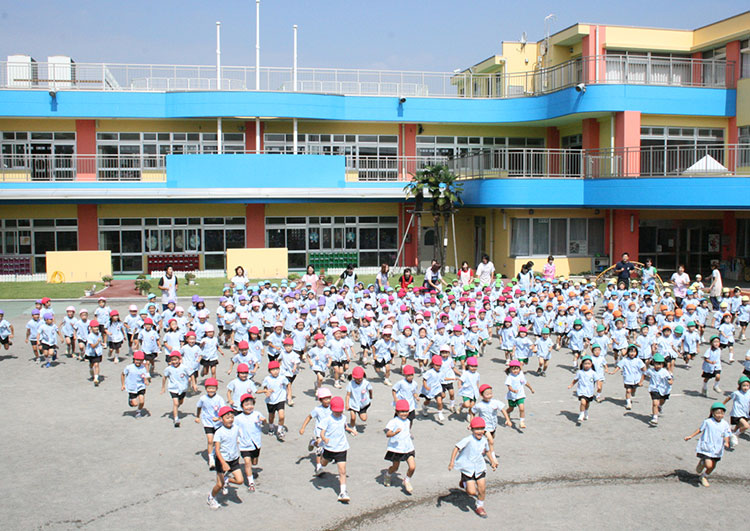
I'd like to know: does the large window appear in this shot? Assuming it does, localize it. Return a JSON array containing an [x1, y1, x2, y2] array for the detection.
[[0, 218, 78, 272], [265, 215, 398, 269], [98, 217, 245, 272], [742, 40, 750, 80], [1, 131, 76, 180], [640, 126, 725, 176], [96, 132, 245, 180], [510, 217, 604, 257], [605, 51, 693, 85]]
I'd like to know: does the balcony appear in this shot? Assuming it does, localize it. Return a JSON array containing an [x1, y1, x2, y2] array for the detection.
[[2, 145, 748, 184], [1, 55, 735, 99]]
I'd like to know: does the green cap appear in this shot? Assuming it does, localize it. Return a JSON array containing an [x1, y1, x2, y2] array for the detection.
[[495, 281, 502, 287], [687, 321, 696, 327], [581, 355, 592, 362], [710, 401, 726, 411], [674, 325, 684, 334], [627, 343, 638, 350], [591, 343, 601, 350], [640, 323, 649, 329], [596, 324, 605, 332], [541, 327, 550, 334], [462, 285, 471, 291], [573, 319, 582, 326], [652, 354, 665, 363], [615, 317, 625, 323], [739, 376, 750, 385], [709, 334, 719, 342]]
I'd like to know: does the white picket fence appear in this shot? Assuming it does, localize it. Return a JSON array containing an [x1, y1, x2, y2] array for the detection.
[[149, 270, 226, 279], [0, 273, 47, 283]]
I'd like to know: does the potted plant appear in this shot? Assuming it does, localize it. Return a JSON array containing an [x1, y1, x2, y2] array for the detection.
[[184, 272, 196, 285], [102, 275, 113, 287], [134, 274, 147, 293], [138, 280, 152, 296]]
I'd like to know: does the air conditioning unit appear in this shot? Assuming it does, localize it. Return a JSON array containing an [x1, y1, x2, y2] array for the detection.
[[7, 54, 38, 87], [47, 55, 76, 88]]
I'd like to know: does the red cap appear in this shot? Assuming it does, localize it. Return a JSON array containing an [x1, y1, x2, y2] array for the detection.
[[352, 366, 365, 379], [479, 384, 492, 394], [268, 360, 280, 369], [395, 399, 410, 412], [89, 320, 99, 327], [240, 393, 255, 403], [133, 351, 145, 360], [142, 317, 153, 325], [313, 333, 325, 341], [218, 406, 234, 417], [248, 326, 260, 335], [431, 354, 443, 366], [282, 337, 294, 345], [205, 378, 218, 387], [466, 356, 478, 367], [109, 310, 119, 316], [469, 417, 486, 429], [169, 351, 182, 358], [237, 340, 249, 349], [237, 363, 249, 373], [41, 297, 51, 304], [185, 331, 196, 338], [402, 365, 415, 376], [330, 396, 345, 412]]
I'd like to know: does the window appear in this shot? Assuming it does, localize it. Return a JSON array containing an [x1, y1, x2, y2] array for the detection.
[[742, 40, 750, 79], [1, 131, 76, 180], [740, 126, 750, 168], [605, 50, 693, 86], [640, 126, 725, 176], [510, 217, 605, 257], [0, 218, 77, 273]]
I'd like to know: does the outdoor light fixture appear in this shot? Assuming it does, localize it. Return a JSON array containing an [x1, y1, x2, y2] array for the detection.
[[399, 97, 406, 103], [49, 91, 57, 99], [575, 83, 586, 93]]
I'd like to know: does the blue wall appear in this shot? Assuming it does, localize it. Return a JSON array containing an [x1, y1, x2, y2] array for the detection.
[[0, 85, 735, 122]]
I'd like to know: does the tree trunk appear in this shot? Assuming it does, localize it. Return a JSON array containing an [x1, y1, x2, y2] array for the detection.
[[432, 214, 443, 265]]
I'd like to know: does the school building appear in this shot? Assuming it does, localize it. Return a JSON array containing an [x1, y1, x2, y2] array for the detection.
[[1, 12, 750, 280]]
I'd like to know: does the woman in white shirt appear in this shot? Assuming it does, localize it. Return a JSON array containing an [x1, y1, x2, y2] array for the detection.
[[475, 254, 495, 286], [670, 264, 690, 307], [231, 266, 249, 292]]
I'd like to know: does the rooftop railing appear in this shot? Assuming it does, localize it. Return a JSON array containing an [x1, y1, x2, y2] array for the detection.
[[2, 145, 747, 183], [0, 55, 735, 98]]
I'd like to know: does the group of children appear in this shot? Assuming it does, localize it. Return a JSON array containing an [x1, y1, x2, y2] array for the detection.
[[14, 272, 750, 516]]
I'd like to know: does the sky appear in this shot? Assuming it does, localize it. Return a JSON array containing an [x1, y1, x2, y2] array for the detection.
[[0, 1, 745, 72]]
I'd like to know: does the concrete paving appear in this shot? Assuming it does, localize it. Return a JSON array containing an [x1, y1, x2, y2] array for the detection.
[[1, 297, 748, 530]]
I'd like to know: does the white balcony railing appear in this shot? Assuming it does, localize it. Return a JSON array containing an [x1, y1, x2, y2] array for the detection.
[[0, 55, 736, 99], [2, 145, 747, 183]]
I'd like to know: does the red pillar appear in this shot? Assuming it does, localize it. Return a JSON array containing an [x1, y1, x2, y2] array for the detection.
[[245, 121, 265, 153], [76, 119, 96, 181], [581, 25, 606, 82], [725, 40, 740, 88], [245, 204, 265, 248], [582, 119, 600, 151], [722, 211, 736, 260], [399, 123, 417, 180], [612, 209, 639, 261], [615, 111, 641, 176], [77, 204, 98, 250], [691, 52, 702, 85], [728, 116, 738, 171]]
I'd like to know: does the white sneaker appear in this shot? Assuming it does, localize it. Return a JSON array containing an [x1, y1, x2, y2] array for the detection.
[[437, 411, 445, 422], [208, 455, 216, 469], [338, 491, 350, 503], [625, 399, 632, 410], [650, 416, 658, 426], [713, 386, 722, 393], [730, 433, 739, 448], [333, 380, 342, 389], [583, 413, 589, 421], [383, 378, 392, 386], [315, 464, 324, 476], [222, 474, 230, 495], [207, 495, 220, 510], [403, 477, 413, 494], [577, 413, 584, 424]]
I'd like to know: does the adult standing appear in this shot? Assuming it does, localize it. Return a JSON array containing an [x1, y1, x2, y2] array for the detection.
[[158, 264, 178, 310], [708, 262, 723, 310], [475, 254, 495, 286], [516, 262, 533, 292], [458, 261, 474, 287], [614, 253, 635, 288], [670, 264, 690, 307], [301, 264, 321, 295], [231, 266, 249, 292], [335, 263, 358, 290], [543, 255, 556, 281], [375, 263, 390, 294], [640, 258, 658, 291]]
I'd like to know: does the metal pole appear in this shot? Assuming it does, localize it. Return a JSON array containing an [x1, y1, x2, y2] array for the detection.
[[216, 21, 221, 90], [393, 212, 415, 270], [255, 0, 260, 91], [293, 25, 298, 91], [451, 212, 458, 274]]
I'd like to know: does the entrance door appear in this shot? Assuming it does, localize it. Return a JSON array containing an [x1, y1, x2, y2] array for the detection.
[[474, 216, 486, 266], [30, 143, 52, 180]]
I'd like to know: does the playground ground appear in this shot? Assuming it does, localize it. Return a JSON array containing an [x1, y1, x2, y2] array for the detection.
[[0, 297, 748, 530]]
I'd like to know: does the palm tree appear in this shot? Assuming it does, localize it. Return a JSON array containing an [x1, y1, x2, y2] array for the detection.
[[403, 164, 464, 266]]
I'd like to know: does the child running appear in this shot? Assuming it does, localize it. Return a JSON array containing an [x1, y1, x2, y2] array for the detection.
[[161, 351, 191, 427], [470, 384, 510, 459], [684, 401, 732, 487], [346, 366, 373, 431], [448, 417, 498, 518], [317, 396, 357, 503], [299, 387, 333, 475], [383, 399, 416, 494], [723, 375, 750, 447], [234, 393, 265, 491], [504, 360, 534, 429], [568, 355, 596, 425], [121, 351, 150, 417], [645, 354, 673, 426], [207, 406, 245, 509], [195, 377, 226, 470]]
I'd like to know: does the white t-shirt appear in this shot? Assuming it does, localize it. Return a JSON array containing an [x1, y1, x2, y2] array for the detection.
[[476, 261, 495, 285], [709, 269, 722, 297]]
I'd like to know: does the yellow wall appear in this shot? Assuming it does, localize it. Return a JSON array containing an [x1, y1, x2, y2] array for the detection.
[[738, 78, 750, 127], [598, 116, 614, 149], [46, 251, 112, 283], [693, 12, 750, 50], [0, 204, 77, 218], [418, 124, 545, 138], [265, 203, 398, 216], [604, 26, 694, 53], [640, 115, 729, 128], [98, 204, 245, 218], [500, 42, 542, 74], [0, 118, 77, 131], [558, 122, 583, 138], [95, 119, 244, 133], [227, 248, 288, 279]]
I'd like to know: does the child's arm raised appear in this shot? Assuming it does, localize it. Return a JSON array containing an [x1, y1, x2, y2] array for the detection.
[[299, 414, 313, 435], [684, 427, 702, 441]]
